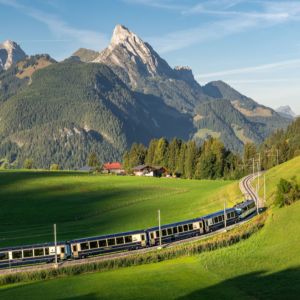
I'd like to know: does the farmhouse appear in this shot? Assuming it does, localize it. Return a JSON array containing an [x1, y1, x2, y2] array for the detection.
[[102, 162, 122, 174], [132, 165, 169, 177]]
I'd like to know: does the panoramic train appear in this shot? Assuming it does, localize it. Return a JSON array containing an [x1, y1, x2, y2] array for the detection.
[[0, 199, 256, 269]]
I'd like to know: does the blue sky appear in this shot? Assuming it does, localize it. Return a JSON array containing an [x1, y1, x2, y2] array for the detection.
[[1, 0, 300, 114]]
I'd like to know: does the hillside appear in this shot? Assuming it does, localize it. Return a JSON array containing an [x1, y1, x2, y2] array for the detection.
[[1, 158, 300, 299], [71, 48, 100, 62]]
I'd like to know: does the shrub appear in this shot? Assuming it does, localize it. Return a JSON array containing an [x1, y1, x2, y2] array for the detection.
[[24, 158, 34, 169], [50, 164, 61, 170], [274, 176, 300, 207]]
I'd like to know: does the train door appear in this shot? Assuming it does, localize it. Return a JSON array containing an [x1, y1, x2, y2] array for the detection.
[[150, 232, 155, 245], [141, 234, 146, 247], [72, 244, 78, 259], [60, 246, 65, 260], [199, 222, 204, 234]]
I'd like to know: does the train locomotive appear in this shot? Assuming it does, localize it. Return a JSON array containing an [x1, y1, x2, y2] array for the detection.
[[0, 199, 256, 269]]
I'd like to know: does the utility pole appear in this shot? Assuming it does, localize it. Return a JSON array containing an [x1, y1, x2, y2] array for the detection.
[[54, 224, 57, 266], [158, 210, 161, 248], [256, 185, 259, 214], [223, 197, 227, 232], [264, 174, 266, 202]]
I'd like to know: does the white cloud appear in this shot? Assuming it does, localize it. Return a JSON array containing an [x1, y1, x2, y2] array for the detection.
[[195, 59, 300, 79], [0, 0, 109, 50]]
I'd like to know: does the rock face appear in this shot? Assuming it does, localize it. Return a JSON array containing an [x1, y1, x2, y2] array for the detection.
[[94, 25, 190, 81], [0, 40, 27, 70], [174, 66, 202, 92], [275, 105, 298, 118]]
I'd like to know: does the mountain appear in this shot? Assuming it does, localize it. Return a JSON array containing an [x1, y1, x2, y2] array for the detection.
[[71, 48, 99, 62], [0, 25, 293, 169], [275, 105, 298, 120], [0, 40, 27, 70]]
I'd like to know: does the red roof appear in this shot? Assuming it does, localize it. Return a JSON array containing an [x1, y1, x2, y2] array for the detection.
[[103, 162, 122, 170]]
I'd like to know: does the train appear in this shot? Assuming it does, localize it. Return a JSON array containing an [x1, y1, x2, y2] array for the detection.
[[0, 199, 256, 269]]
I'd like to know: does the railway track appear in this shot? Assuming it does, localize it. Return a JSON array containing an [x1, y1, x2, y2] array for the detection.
[[0, 175, 262, 275]]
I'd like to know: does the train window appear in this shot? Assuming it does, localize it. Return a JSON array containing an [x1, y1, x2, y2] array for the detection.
[[162, 229, 167, 236], [150, 233, 154, 239], [183, 225, 188, 232], [12, 251, 22, 259], [125, 236, 133, 243], [178, 226, 183, 232], [227, 213, 231, 219], [34, 248, 44, 256], [199, 222, 203, 228], [73, 245, 77, 252], [90, 241, 98, 249], [249, 202, 255, 209], [173, 227, 178, 234], [99, 240, 107, 247], [231, 212, 235, 218], [188, 224, 193, 230], [45, 248, 49, 255], [167, 228, 172, 235], [218, 216, 222, 222], [61, 247, 65, 253], [205, 220, 208, 227], [156, 231, 160, 237], [0, 252, 8, 260], [23, 250, 33, 258], [141, 235, 145, 241], [214, 217, 218, 223], [107, 239, 115, 246], [80, 243, 89, 250], [116, 237, 124, 244]]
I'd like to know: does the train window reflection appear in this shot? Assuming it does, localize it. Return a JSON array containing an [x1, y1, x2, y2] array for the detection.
[[167, 228, 172, 235], [23, 250, 33, 258], [12, 251, 22, 259], [116, 237, 124, 244], [90, 241, 98, 249], [34, 248, 44, 256], [45, 248, 49, 255], [99, 240, 107, 247], [0, 252, 8, 260], [80, 243, 89, 250], [214, 217, 219, 223], [199, 222, 202, 228], [150, 233, 154, 239], [189, 224, 193, 230], [107, 239, 115, 246], [231, 212, 235, 218], [162, 229, 167, 236], [183, 225, 188, 232], [73, 245, 77, 252], [178, 226, 183, 232], [173, 227, 178, 234], [156, 231, 160, 237]]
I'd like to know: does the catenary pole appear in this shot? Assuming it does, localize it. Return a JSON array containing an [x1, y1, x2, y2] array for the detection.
[[54, 224, 57, 265], [223, 197, 227, 232], [158, 210, 161, 247], [256, 184, 259, 214]]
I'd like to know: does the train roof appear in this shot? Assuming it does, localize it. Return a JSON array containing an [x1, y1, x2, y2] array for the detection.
[[147, 217, 203, 232], [0, 241, 66, 252], [202, 208, 236, 220], [233, 199, 255, 209], [68, 229, 146, 244]]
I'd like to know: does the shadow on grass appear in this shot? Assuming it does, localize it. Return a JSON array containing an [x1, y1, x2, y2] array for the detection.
[[1, 267, 300, 300], [176, 267, 300, 300]]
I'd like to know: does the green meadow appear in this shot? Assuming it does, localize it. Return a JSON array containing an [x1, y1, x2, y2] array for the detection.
[[0, 170, 241, 248]]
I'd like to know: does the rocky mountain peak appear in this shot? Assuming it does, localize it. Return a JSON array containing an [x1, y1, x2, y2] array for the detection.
[[275, 105, 298, 118], [174, 66, 202, 92], [0, 40, 27, 70]]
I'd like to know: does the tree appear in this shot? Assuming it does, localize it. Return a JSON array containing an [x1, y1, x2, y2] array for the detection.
[[50, 164, 61, 170], [88, 152, 99, 167], [122, 151, 131, 174], [24, 158, 34, 169], [185, 140, 198, 178], [178, 141, 187, 176], [145, 139, 157, 166], [280, 140, 289, 163], [153, 138, 168, 166], [129, 142, 140, 167]]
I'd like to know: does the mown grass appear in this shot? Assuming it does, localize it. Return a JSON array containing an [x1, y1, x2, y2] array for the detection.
[[0, 171, 242, 247], [252, 155, 300, 205]]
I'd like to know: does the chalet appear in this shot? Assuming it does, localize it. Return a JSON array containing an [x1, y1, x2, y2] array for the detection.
[[132, 165, 169, 177], [153, 166, 169, 175], [101, 162, 122, 174]]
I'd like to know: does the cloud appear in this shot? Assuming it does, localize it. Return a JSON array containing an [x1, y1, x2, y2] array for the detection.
[[122, 0, 187, 10], [146, 1, 300, 53], [0, 0, 109, 50], [224, 78, 300, 83], [195, 59, 300, 78]]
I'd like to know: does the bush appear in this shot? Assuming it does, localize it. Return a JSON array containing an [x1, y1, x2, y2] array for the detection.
[[274, 176, 300, 207], [24, 158, 34, 169], [50, 164, 61, 170]]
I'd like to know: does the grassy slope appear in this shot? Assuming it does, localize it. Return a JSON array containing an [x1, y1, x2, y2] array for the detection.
[[2, 159, 300, 299], [0, 171, 241, 247], [252, 155, 300, 205]]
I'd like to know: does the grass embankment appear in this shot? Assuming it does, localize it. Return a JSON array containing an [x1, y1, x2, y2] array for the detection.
[[1, 159, 299, 299], [0, 171, 241, 247], [252, 155, 300, 205]]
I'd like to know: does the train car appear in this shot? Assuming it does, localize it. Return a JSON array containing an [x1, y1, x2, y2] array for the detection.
[[146, 218, 204, 246], [202, 208, 238, 232], [68, 229, 148, 259], [233, 199, 256, 220], [0, 242, 69, 269]]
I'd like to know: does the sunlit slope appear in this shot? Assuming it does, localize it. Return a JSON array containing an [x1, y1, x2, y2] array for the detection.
[[253, 155, 300, 205], [1, 195, 299, 299], [0, 171, 241, 247]]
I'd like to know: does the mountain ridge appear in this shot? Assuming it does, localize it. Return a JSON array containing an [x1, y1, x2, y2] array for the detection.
[[0, 40, 27, 70]]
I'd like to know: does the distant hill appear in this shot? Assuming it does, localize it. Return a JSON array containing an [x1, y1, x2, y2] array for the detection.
[[275, 105, 298, 120], [71, 48, 100, 62]]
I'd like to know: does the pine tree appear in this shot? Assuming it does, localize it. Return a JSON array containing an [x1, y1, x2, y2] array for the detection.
[[88, 152, 98, 167], [153, 138, 168, 166], [185, 140, 198, 178], [129, 142, 140, 167], [138, 144, 148, 165], [122, 151, 131, 174], [178, 141, 187, 176], [280, 140, 289, 163], [145, 139, 157, 166]]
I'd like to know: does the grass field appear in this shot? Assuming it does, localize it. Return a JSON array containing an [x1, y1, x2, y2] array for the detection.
[[0, 170, 242, 247], [252, 155, 300, 205]]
